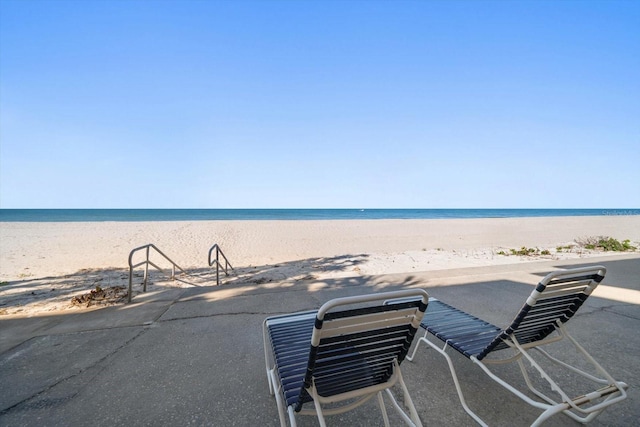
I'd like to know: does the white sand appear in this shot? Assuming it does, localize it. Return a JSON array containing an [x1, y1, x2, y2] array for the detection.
[[1, 216, 639, 315]]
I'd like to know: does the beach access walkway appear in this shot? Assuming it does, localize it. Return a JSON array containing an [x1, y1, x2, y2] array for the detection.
[[1, 255, 638, 426]]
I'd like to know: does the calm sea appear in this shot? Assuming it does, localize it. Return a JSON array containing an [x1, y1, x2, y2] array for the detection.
[[0, 209, 638, 222]]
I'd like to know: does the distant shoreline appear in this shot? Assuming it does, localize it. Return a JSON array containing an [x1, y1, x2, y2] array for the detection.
[[1, 208, 639, 222]]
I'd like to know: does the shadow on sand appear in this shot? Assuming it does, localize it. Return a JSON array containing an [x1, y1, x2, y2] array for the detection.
[[0, 254, 373, 314]]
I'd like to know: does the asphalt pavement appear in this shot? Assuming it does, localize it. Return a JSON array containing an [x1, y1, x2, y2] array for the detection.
[[1, 254, 638, 426]]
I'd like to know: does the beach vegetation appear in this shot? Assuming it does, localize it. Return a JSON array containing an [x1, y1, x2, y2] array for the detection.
[[0, 281, 8, 286], [576, 236, 637, 252], [511, 247, 538, 256], [498, 247, 546, 256], [500, 237, 637, 257], [498, 247, 551, 257]]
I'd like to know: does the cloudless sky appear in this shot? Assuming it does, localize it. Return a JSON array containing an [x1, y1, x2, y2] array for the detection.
[[1, 0, 638, 208]]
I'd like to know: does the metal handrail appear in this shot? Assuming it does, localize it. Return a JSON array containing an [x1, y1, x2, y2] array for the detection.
[[128, 243, 189, 302], [208, 244, 233, 286]]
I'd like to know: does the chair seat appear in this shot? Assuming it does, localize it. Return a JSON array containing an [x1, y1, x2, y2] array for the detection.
[[266, 312, 316, 407], [422, 299, 501, 359]]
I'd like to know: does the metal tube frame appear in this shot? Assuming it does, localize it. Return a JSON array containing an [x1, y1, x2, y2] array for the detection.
[[207, 244, 234, 285], [407, 322, 628, 426], [127, 243, 189, 303]]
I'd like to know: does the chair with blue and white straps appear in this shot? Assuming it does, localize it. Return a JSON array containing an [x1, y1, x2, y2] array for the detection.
[[406, 265, 628, 426], [263, 289, 429, 427]]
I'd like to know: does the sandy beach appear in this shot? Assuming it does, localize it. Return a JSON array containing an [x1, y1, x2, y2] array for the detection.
[[1, 215, 639, 315]]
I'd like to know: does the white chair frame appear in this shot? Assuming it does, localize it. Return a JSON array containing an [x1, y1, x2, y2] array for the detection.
[[263, 289, 428, 427], [406, 265, 628, 426], [408, 320, 627, 426]]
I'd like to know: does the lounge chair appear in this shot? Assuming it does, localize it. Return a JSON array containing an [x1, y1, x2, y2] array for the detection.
[[263, 289, 429, 427], [403, 265, 628, 426]]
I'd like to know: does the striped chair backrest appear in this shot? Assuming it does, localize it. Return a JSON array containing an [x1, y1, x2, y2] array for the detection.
[[295, 294, 428, 411], [478, 266, 606, 360]]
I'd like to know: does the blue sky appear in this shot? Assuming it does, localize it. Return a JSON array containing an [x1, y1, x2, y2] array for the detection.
[[1, 0, 638, 208]]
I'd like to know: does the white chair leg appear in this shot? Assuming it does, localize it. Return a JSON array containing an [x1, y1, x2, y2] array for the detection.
[[530, 404, 568, 427], [269, 369, 288, 427], [419, 337, 488, 426], [396, 365, 423, 426], [384, 388, 420, 427], [377, 391, 391, 427], [286, 406, 297, 427], [406, 331, 428, 362], [310, 384, 328, 427], [263, 323, 274, 395], [267, 367, 274, 395]]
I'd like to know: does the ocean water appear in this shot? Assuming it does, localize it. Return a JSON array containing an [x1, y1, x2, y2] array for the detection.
[[0, 209, 638, 222]]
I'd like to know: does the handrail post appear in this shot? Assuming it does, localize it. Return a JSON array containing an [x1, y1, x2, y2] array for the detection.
[[216, 247, 221, 286], [128, 268, 133, 303], [144, 245, 150, 293], [208, 243, 233, 286]]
